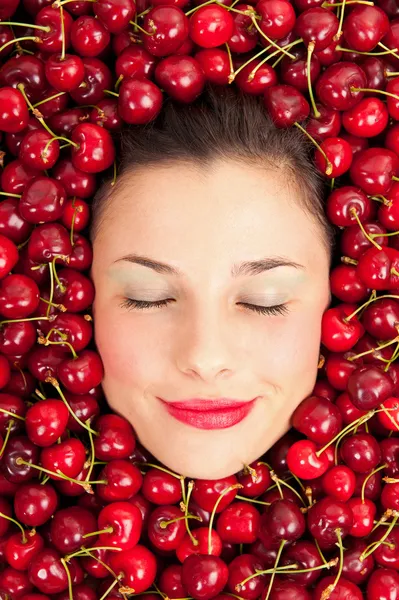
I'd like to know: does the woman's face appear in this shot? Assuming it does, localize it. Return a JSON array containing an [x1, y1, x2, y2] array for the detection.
[[91, 159, 331, 480]]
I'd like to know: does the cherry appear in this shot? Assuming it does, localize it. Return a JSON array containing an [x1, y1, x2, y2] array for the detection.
[[159, 564, 186, 600], [61, 198, 90, 232], [65, 392, 100, 433], [295, 7, 339, 51], [48, 107, 90, 137], [189, 4, 234, 48], [0, 55, 46, 103], [191, 476, 238, 512], [361, 56, 387, 92], [234, 60, 277, 94], [227, 553, 266, 600], [94, 0, 136, 34], [313, 576, 363, 599], [371, 526, 399, 569], [28, 548, 69, 594], [44, 53, 85, 92], [155, 55, 205, 103], [347, 365, 395, 409], [70, 15, 110, 58], [0, 198, 33, 245], [381, 438, 399, 476], [292, 394, 342, 445], [19, 130, 59, 171], [274, 542, 320, 588], [0, 274, 40, 319], [315, 39, 342, 67], [286, 439, 330, 479], [141, 467, 182, 505], [116, 45, 157, 81], [1, 159, 40, 195], [379, 181, 399, 230], [216, 501, 260, 544], [148, 504, 189, 551], [181, 554, 229, 600], [321, 304, 364, 352], [0, 0, 19, 19], [362, 298, 399, 340], [14, 481, 58, 527], [236, 461, 271, 497], [41, 437, 86, 480], [347, 497, 376, 537], [316, 62, 367, 110], [142, 6, 189, 56], [306, 103, 341, 141], [118, 77, 163, 124], [57, 348, 104, 394], [227, 4, 257, 54], [69, 57, 113, 106], [50, 506, 97, 554], [25, 399, 69, 447], [261, 498, 306, 543], [256, 0, 296, 42], [195, 49, 230, 85], [367, 568, 399, 600], [70, 122, 115, 174], [315, 136, 352, 178], [52, 158, 97, 198], [90, 98, 122, 130], [342, 97, 389, 138], [34, 6, 73, 54], [176, 526, 222, 562], [264, 84, 310, 127], [351, 147, 399, 196], [0, 87, 29, 133], [307, 496, 353, 547], [340, 432, 381, 473], [20, 176, 66, 222], [108, 544, 157, 593], [343, 5, 389, 52], [97, 459, 143, 502], [94, 414, 136, 460], [5, 529, 44, 572], [0, 567, 34, 599], [330, 264, 368, 304]]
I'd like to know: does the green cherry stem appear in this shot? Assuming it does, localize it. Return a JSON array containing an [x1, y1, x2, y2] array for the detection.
[[306, 41, 320, 118], [183, 480, 199, 546], [0, 511, 27, 543], [0, 420, 14, 458], [208, 484, 243, 554]]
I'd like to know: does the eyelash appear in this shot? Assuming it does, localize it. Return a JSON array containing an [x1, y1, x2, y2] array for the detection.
[[119, 298, 290, 317]]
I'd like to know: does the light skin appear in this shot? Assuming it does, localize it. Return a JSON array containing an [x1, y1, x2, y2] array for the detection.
[[91, 158, 331, 480]]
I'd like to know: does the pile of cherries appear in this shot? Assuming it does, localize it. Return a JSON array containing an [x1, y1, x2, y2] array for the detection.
[[2, 0, 399, 598]]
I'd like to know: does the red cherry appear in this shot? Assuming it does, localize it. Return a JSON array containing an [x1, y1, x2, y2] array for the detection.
[[53, 158, 97, 199], [350, 147, 399, 196], [115, 45, 157, 81], [155, 55, 205, 103], [347, 364, 395, 410], [5, 530, 44, 572], [44, 53, 85, 92], [109, 544, 157, 593], [0, 87, 29, 133], [343, 5, 389, 51], [315, 136, 352, 178], [57, 349, 104, 395], [143, 6, 189, 55], [316, 61, 367, 110], [41, 438, 86, 480], [321, 304, 364, 352], [256, 0, 296, 42], [14, 482, 58, 527], [118, 77, 163, 124], [94, 414, 136, 460], [286, 439, 330, 479], [295, 7, 339, 50], [264, 84, 310, 127], [342, 97, 389, 138], [70, 15, 111, 57], [189, 4, 234, 48], [70, 122, 115, 174], [195, 49, 230, 85], [183, 554, 229, 600], [20, 176, 66, 222], [93, 0, 136, 34]]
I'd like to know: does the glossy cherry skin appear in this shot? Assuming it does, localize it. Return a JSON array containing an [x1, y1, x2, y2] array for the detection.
[[70, 122, 115, 174], [340, 432, 381, 473], [264, 84, 310, 127], [314, 576, 362, 600], [53, 158, 97, 199], [286, 439, 330, 479], [350, 147, 399, 196], [316, 62, 367, 111], [143, 6, 189, 55], [35, 6, 73, 54], [155, 55, 205, 103], [0, 55, 46, 103], [227, 553, 266, 600], [189, 4, 234, 48], [70, 15, 111, 58], [315, 136, 353, 178], [118, 77, 163, 124], [4, 530, 45, 572], [14, 482, 58, 527], [0, 87, 29, 133], [234, 60, 277, 94], [348, 365, 395, 410], [307, 497, 353, 547], [295, 7, 339, 51], [50, 506, 97, 554], [70, 57, 113, 106], [256, 0, 296, 42], [97, 459, 143, 502], [367, 568, 399, 600], [342, 97, 389, 138], [109, 545, 157, 593], [25, 399, 69, 447], [227, 3, 258, 53], [28, 548, 69, 594], [343, 5, 389, 51], [94, 414, 136, 460], [1, 159, 40, 195], [44, 53, 85, 92], [57, 349, 104, 395], [94, 0, 136, 34], [20, 176, 66, 222], [41, 438, 86, 481]]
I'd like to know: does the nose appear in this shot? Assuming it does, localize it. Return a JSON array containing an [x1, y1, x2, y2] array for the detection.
[[175, 304, 236, 382]]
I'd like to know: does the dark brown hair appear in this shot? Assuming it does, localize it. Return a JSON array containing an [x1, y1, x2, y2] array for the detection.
[[90, 83, 335, 255]]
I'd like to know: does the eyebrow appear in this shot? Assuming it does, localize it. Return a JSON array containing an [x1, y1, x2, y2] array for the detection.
[[112, 254, 306, 277]]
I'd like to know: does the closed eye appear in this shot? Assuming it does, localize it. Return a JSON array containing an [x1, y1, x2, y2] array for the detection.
[[119, 298, 290, 316]]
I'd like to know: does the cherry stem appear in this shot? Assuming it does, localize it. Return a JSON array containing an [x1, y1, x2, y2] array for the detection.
[[0, 420, 13, 459], [294, 122, 333, 175], [59, 5, 66, 61], [84, 419, 96, 483], [16, 457, 106, 489], [33, 91, 67, 109], [350, 208, 382, 250], [43, 136, 75, 159], [0, 22, 50, 31], [160, 514, 202, 529], [208, 483, 243, 554], [114, 75, 124, 91], [0, 316, 49, 327], [361, 513, 399, 560], [65, 546, 122, 561], [98, 580, 120, 600], [40, 296, 67, 312], [345, 293, 399, 322], [0, 407, 24, 421], [338, 45, 396, 56], [249, 17, 295, 59], [0, 511, 27, 543], [225, 43, 234, 83], [104, 89, 119, 98], [60, 558, 73, 600], [233, 494, 270, 507], [362, 463, 388, 502], [307, 41, 320, 118], [378, 42, 399, 61], [316, 410, 375, 457], [182, 480, 198, 546], [371, 508, 394, 533], [351, 85, 399, 102], [322, 0, 373, 4], [128, 20, 154, 35], [53, 0, 96, 5], [44, 376, 99, 436], [0, 192, 21, 198], [52, 255, 69, 292], [38, 334, 77, 359], [46, 261, 54, 319], [0, 36, 41, 54], [322, 530, 343, 600], [82, 527, 113, 538], [271, 470, 307, 506]]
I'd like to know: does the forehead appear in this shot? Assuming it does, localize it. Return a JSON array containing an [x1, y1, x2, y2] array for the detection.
[[94, 159, 328, 271]]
